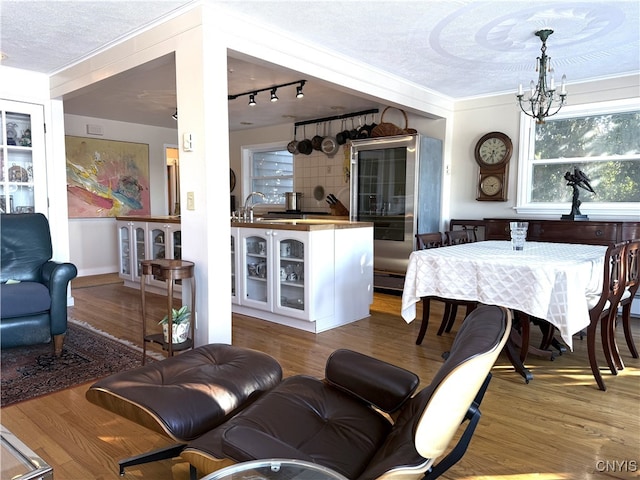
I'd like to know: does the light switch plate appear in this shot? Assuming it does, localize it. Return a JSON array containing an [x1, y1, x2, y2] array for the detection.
[[183, 133, 194, 152], [186, 192, 195, 210]]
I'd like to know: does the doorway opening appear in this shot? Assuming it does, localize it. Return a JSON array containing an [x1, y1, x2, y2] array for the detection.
[[165, 145, 179, 215]]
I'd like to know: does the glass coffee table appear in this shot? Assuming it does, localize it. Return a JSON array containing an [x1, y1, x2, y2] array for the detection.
[[1, 425, 53, 479], [201, 458, 348, 480]]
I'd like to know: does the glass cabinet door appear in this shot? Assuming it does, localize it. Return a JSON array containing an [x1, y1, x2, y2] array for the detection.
[[150, 227, 167, 260], [277, 239, 305, 311], [134, 225, 146, 279], [119, 225, 131, 276], [172, 229, 182, 259], [243, 233, 269, 308], [0, 100, 45, 214], [231, 233, 237, 299]]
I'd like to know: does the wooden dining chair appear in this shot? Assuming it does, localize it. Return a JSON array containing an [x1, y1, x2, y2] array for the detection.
[[605, 239, 639, 371], [620, 239, 640, 359], [415, 232, 443, 345], [445, 229, 474, 246], [414, 232, 477, 345], [586, 242, 627, 391], [416, 232, 444, 250], [436, 230, 478, 335]]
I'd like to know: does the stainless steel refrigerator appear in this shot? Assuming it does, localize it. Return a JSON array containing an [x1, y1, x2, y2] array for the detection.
[[349, 134, 443, 278]]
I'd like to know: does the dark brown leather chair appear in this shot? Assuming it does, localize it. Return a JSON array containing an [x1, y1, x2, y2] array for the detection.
[[86, 344, 283, 476], [183, 306, 512, 480]]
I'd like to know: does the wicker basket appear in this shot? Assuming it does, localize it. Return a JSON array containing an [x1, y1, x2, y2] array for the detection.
[[371, 107, 417, 137]]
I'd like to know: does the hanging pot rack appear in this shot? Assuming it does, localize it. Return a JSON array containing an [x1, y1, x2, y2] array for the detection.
[[294, 108, 379, 128]]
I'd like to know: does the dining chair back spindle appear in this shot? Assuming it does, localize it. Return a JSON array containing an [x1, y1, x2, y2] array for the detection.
[[586, 242, 627, 391], [607, 239, 640, 371], [621, 239, 640, 359]]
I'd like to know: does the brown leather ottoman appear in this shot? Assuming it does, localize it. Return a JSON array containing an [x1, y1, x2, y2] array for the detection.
[[86, 343, 282, 475]]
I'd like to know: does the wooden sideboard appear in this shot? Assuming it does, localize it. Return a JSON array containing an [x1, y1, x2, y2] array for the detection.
[[450, 218, 640, 245]]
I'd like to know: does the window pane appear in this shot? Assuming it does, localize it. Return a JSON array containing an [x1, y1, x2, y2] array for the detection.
[[535, 111, 640, 159], [531, 160, 640, 203], [251, 150, 293, 204]]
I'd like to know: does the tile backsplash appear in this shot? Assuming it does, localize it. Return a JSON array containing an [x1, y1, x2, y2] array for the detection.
[[293, 144, 351, 214]]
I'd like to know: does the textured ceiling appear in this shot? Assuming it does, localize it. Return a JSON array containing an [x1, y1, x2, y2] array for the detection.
[[1, 1, 638, 130]]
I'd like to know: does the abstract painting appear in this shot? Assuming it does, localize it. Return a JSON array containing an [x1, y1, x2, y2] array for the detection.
[[65, 136, 150, 218]]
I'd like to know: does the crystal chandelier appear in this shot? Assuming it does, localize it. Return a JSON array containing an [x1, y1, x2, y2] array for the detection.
[[517, 29, 567, 124]]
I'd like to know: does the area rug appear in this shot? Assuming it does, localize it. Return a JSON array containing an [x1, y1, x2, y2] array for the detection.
[[1, 321, 149, 407]]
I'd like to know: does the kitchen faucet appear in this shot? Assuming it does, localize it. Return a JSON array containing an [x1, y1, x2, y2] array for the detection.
[[241, 191, 266, 221]]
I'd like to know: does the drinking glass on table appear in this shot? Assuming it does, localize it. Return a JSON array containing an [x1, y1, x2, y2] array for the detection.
[[510, 222, 528, 251]]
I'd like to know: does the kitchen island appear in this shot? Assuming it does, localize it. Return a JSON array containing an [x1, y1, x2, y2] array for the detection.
[[231, 218, 374, 333]]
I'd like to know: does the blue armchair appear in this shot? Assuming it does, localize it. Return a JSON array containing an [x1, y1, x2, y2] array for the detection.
[[1, 213, 77, 355]]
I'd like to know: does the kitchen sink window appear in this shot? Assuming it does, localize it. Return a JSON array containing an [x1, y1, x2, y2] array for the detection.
[[244, 145, 294, 205]]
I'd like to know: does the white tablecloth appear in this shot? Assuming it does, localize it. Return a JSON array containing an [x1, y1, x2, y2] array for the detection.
[[401, 241, 607, 350]]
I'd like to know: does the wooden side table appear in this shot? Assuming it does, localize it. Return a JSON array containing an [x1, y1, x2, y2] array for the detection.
[[140, 259, 195, 364]]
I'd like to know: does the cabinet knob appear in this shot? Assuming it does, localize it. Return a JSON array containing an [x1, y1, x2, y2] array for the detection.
[[595, 229, 603, 237]]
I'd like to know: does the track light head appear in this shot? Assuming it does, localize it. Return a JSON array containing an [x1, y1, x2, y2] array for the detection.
[[171, 110, 178, 120], [296, 81, 305, 99], [270, 88, 278, 102], [248, 94, 256, 106]]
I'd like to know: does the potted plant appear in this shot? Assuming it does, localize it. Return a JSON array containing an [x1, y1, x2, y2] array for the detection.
[[159, 305, 191, 344]]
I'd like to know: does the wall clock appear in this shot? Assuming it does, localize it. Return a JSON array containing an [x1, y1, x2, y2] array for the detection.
[[474, 132, 512, 201]]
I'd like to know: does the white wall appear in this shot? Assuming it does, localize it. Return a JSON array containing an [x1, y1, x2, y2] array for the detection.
[[449, 75, 640, 223], [64, 114, 178, 276]]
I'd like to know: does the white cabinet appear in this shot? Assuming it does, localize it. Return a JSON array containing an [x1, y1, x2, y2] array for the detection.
[[149, 223, 182, 261], [240, 228, 272, 312], [117, 218, 182, 294], [147, 223, 182, 290], [0, 100, 46, 214], [236, 227, 335, 323], [232, 224, 373, 332], [118, 221, 147, 284], [231, 228, 240, 305]]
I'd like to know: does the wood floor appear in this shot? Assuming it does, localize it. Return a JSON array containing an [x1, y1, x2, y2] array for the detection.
[[2, 278, 639, 479]]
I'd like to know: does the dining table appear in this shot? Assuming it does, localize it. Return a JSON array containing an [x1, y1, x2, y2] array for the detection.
[[401, 240, 607, 381]]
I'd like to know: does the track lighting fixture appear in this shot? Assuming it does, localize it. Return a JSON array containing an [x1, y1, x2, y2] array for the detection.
[[228, 80, 306, 106], [171, 110, 178, 120]]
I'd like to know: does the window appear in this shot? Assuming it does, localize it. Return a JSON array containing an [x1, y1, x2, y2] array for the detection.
[[242, 143, 293, 206], [517, 99, 640, 217]]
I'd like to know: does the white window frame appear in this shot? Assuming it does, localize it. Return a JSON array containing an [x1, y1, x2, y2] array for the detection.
[[516, 98, 640, 219], [241, 141, 293, 213]]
